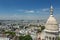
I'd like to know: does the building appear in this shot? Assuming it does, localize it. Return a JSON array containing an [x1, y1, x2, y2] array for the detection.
[[0, 37, 9, 40], [59, 24, 60, 37], [0, 33, 10, 40], [44, 5, 59, 40], [37, 5, 59, 40]]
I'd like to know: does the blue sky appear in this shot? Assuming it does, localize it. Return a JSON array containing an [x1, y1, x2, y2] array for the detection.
[[0, 0, 60, 21]]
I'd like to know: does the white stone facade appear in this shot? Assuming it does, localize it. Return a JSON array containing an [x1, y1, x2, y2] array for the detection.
[[59, 24, 60, 37], [44, 6, 59, 40]]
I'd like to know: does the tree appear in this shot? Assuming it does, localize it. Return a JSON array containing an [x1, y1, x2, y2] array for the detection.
[[5, 31, 16, 37], [41, 26, 45, 31], [19, 36, 24, 40], [37, 25, 45, 33], [19, 35, 32, 40], [57, 37, 60, 40], [24, 35, 32, 40]]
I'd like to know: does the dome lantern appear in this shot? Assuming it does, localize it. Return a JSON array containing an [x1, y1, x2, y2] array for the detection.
[[50, 5, 54, 15]]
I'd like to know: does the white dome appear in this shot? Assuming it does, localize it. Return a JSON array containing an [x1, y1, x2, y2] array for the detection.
[[45, 15, 59, 31]]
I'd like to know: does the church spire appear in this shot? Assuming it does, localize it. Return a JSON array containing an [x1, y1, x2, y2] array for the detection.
[[50, 5, 54, 15]]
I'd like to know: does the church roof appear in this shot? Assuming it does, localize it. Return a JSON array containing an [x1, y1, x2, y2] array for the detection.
[[46, 15, 57, 25], [45, 6, 59, 31]]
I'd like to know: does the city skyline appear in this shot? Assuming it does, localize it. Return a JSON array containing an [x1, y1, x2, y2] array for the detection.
[[0, 0, 60, 22]]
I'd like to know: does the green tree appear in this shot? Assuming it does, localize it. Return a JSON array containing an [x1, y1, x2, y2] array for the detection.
[[41, 26, 45, 31], [58, 37, 60, 40], [19, 36, 24, 40], [19, 35, 32, 40], [37, 25, 45, 33], [24, 35, 32, 40], [5, 31, 16, 37]]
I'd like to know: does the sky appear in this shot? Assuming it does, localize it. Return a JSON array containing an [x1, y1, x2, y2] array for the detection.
[[0, 0, 60, 21]]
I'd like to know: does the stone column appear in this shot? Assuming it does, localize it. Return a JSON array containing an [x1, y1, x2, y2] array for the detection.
[[51, 37, 52, 40], [45, 36, 47, 40], [52, 37, 55, 40]]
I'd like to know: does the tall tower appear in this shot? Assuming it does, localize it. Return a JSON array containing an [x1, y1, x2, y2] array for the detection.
[[44, 5, 59, 40]]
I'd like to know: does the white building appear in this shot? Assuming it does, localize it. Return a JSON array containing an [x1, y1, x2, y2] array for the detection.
[[0, 37, 9, 40], [59, 24, 60, 31], [59, 24, 60, 37], [37, 5, 59, 40], [44, 5, 59, 40]]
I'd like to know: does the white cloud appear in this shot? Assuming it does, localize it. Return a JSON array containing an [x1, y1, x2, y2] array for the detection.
[[42, 8, 49, 12], [17, 8, 49, 14], [24, 10, 35, 13], [18, 10, 35, 13]]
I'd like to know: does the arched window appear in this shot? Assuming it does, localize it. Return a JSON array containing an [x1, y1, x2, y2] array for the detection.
[[49, 37, 51, 40], [38, 37, 41, 40], [53, 37, 54, 40]]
